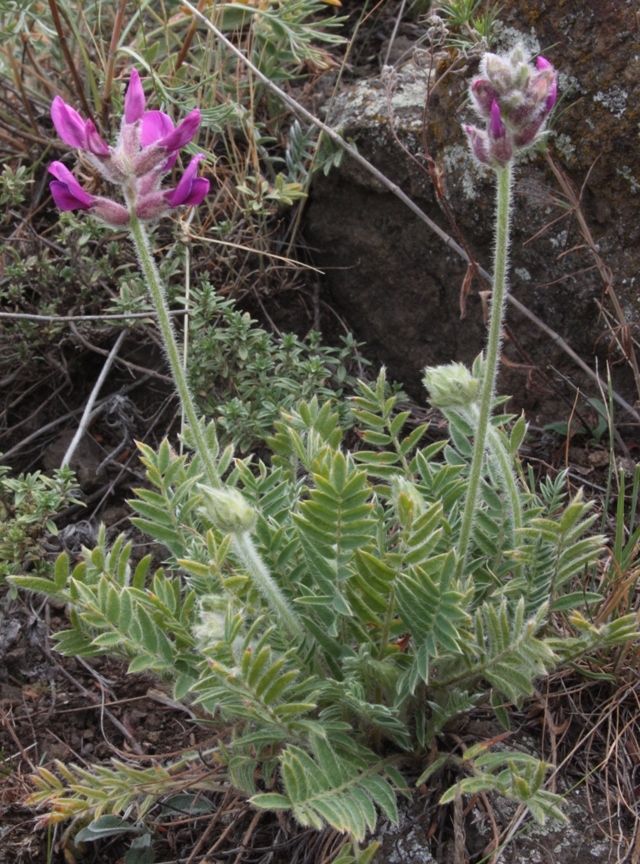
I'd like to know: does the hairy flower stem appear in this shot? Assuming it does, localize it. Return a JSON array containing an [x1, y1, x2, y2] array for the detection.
[[456, 164, 513, 574], [128, 206, 302, 640], [454, 406, 523, 550], [127, 204, 220, 489], [232, 531, 304, 641]]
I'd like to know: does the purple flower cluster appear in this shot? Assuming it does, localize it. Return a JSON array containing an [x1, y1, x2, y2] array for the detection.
[[463, 45, 558, 169], [48, 69, 209, 225]]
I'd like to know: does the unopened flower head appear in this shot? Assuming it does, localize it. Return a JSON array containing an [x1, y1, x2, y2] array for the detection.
[[48, 69, 209, 226], [197, 485, 257, 535], [423, 362, 480, 409], [390, 477, 426, 528], [464, 45, 558, 168]]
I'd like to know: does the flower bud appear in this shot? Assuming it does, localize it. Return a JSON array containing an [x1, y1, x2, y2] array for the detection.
[[423, 362, 480, 409], [463, 124, 490, 166], [491, 134, 513, 166], [390, 477, 426, 528], [124, 69, 145, 124], [482, 53, 513, 91], [135, 191, 169, 221], [133, 144, 170, 178], [470, 79, 499, 118], [92, 197, 130, 226], [198, 485, 257, 535], [512, 116, 545, 148], [489, 100, 505, 140]]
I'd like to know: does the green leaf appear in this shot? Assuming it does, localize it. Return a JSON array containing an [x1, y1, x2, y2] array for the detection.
[[54, 551, 70, 589], [9, 575, 60, 596], [92, 631, 125, 649], [54, 628, 101, 656], [130, 518, 181, 553], [250, 793, 291, 810], [550, 591, 601, 612], [125, 834, 154, 864], [127, 654, 158, 674], [75, 815, 140, 842]]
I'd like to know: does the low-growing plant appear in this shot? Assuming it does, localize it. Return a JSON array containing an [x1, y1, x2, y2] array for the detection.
[[0, 163, 32, 209], [432, 0, 502, 50], [13, 373, 637, 845], [0, 465, 78, 584], [184, 282, 363, 449], [10, 43, 639, 863]]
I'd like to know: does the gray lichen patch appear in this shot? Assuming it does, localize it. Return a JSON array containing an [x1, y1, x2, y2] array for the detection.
[[514, 267, 532, 282], [593, 87, 628, 118], [492, 786, 617, 864], [492, 20, 542, 57], [374, 806, 436, 864], [326, 62, 433, 132], [442, 143, 486, 201]]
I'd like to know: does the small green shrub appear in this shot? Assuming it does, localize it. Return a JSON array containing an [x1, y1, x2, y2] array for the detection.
[[0, 466, 79, 583], [185, 282, 364, 449]]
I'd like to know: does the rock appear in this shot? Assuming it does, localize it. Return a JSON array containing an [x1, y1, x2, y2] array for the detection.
[[373, 780, 622, 864], [305, 2, 639, 418]]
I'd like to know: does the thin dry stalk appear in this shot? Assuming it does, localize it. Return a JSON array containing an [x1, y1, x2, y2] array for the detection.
[[47, 0, 95, 120], [545, 152, 640, 403]]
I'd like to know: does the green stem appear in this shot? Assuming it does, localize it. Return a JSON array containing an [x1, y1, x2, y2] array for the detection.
[[232, 531, 304, 642], [464, 404, 523, 542], [128, 207, 302, 641], [486, 422, 523, 538], [127, 206, 220, 489], [456, 164, 514, 574]]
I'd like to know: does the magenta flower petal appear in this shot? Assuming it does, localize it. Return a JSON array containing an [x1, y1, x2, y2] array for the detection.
[[84, 119, 110, 157], [489, 100, 505, 139], [48, 161, 95, 210], [164, 154, 207, 207], [124, 69, 145, 124], [180, 177, 210, 206], [158, 109, 201, 152], [48, 160, 77, 183], [49, 181, 91, 211], [162, 152, 178, 172], [141, 110, 174, 147], [535, 56, 552, 71], [51, 96, 87, 149]]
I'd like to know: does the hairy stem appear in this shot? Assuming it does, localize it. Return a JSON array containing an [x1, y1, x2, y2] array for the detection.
[[126, 206, 220, 488], [128, 207, 301, 640], [456, 164, 514, 574], [232, 531, 304, 641]]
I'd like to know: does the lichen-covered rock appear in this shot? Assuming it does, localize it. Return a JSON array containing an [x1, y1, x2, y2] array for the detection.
[[305, 2, 639, 416], [372, 781, 618, 864]]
